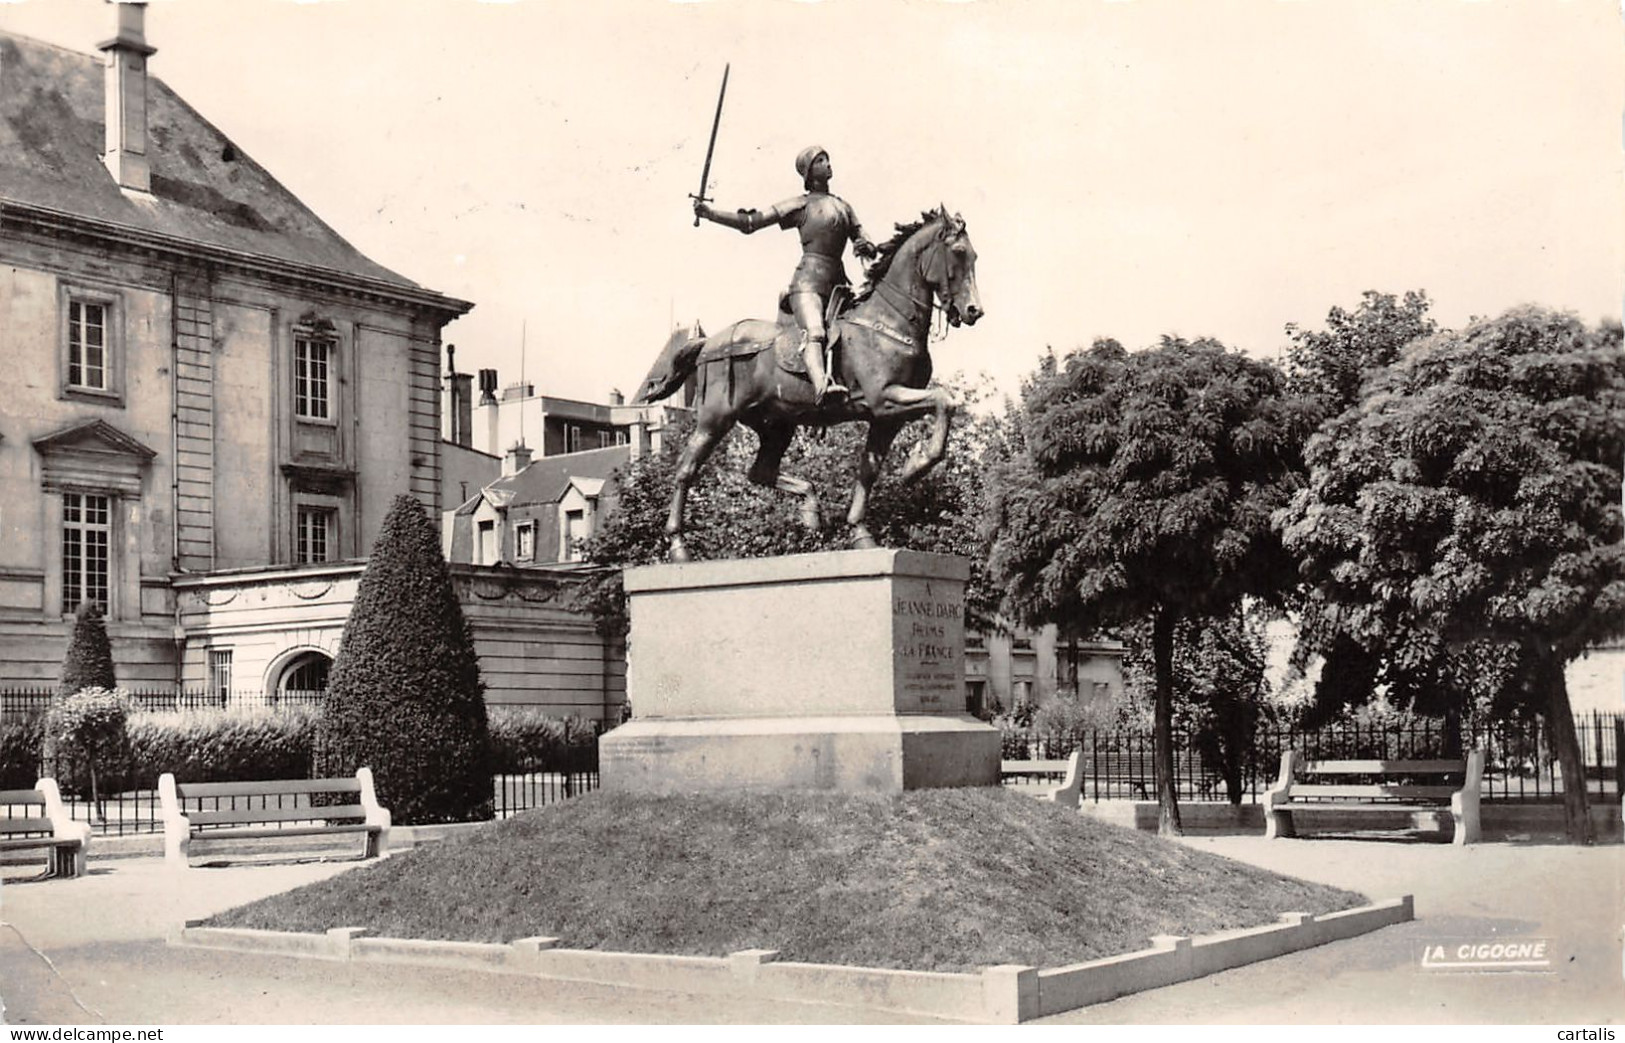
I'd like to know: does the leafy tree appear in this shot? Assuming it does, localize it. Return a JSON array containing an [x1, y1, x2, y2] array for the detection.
[[1277, 306, 1625, 843], [581, 372, 1004, 633], [986, 338, 1317, 834], [42, 687, 130, 818], [1281, 290, 1449, 725], [1284, 290, 1437, 419], [1119, 607, 1272, 805], [318, 495, 493, 825], [59, 601, 116, 697]]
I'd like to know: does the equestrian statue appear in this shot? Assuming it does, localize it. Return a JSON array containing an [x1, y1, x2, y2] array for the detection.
[[634, 134, 982, 563]]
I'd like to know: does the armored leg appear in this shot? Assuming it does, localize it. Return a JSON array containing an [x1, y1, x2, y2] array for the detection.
[[790, 291, 846, 404]]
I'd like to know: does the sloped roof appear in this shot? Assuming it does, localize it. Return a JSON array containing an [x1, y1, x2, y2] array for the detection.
[[0, 32, 460, 306], [487, 446, 631, 509]]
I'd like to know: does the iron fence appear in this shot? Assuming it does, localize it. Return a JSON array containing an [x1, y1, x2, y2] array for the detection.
[[1002, 712, 1624, 805], [17, 763, 600, 838], [1, 693, 606, 836], [0, 687, 327, 717]]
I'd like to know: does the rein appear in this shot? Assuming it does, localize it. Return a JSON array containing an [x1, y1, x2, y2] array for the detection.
[[863, 221, 955, 346]]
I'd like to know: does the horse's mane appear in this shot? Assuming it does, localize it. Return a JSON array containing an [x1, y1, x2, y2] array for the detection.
[[855, 208, 946, 302]]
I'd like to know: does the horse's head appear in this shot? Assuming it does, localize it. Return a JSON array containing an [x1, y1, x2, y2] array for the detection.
[[919, 205, 982, 327]]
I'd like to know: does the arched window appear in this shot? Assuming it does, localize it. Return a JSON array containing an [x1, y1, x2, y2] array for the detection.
[[276, 650, 331, 709]]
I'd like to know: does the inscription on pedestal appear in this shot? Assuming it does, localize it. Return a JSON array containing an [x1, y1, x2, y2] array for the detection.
[[892, 578, 964, 714]]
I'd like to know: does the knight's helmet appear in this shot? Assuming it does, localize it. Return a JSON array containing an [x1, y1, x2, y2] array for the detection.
[[795, 145, 826, 189]]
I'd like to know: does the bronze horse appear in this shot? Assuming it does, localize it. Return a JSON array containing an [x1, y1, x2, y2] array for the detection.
[[634, 207, 982, 561]]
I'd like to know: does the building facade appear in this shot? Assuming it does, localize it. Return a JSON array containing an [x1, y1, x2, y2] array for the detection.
[[0, 10, 626, 722]]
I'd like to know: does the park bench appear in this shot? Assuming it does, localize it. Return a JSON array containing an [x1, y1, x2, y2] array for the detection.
[[159, 769, 391, 869], [1263, 749, 1483, 846], [0, 779, 91, 879], [1001, 751, 1084, 809]]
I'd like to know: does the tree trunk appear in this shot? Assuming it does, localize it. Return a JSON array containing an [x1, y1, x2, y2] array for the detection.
[[1542, 654, 1593, 845], [1152, 609, 1183, 836], [1222, 729, 1245, 806], [90, 763, 104, 825], [1442, 705, 1464, 759]]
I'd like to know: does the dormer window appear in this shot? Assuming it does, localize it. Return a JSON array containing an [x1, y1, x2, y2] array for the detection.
[[294, 336, 333, 420]]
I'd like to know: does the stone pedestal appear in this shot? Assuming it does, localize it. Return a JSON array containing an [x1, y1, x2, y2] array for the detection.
[[599, 549, 1000, 793]]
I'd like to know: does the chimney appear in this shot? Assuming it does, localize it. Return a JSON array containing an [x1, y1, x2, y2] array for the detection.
[[98, 2, 157, 194], [503, 442, 532, 477], [608, 388, 625, 407], [445, 373, 474, 449], [478, 368, 500, 455], [444, 345, 473, 448]]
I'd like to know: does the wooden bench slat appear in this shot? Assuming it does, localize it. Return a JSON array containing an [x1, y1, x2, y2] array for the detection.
[[1278, 803, 1449, 814], [190, 824, 380, 842], [187, 804, 366, 827], [1001, 760, 1073, 774], [0, 836, 81, 850], [1286, 784, 1460, 800], [1302, 759, 1466, 774], [0, 817, 58, 834], [0, 790, 47, 806], [175, 779, 362, 799]]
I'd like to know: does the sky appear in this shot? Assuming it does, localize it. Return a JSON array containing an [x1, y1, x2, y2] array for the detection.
[[3, 0, 1621, 407]]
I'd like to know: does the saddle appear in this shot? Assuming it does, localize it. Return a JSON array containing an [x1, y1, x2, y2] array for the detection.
[[698, 287, 851, 379]]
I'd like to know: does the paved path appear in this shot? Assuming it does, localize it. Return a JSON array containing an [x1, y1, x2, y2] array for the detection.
[[1041, 836, 1625, 1025], [0, 837, 1620, 1024], [0, 857, 939, 1024]]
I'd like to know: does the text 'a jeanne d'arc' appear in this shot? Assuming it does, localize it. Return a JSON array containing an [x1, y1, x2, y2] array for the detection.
[[894, 598, 961, 619]]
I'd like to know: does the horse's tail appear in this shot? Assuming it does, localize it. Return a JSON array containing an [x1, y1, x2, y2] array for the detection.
[[633, 322, 707, 404]]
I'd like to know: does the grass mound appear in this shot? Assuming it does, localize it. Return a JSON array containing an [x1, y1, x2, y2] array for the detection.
[[208, 788, 1367, 972]]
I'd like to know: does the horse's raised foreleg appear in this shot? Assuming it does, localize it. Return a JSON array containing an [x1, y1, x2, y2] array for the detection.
[[872, 384, 958, 484], [665, 412, 731, 561], [745, 420, 822, 531], [847, 420, 902, 549]]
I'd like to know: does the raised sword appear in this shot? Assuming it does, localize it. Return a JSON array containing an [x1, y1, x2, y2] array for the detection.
[[690, 64, 730, 226]]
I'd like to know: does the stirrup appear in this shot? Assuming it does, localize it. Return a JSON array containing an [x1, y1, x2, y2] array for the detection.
[[814, 379, 848, 406]]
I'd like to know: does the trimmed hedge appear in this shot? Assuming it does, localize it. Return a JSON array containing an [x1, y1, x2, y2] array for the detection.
[[126, 708, 318, 785], [15, 703, 594, 797], [38, 709, 318, 792], [59, 602, 116, 697], [488, 709, 598, 774], [318, 496, 493, 825], [0, 716, 43, 789]]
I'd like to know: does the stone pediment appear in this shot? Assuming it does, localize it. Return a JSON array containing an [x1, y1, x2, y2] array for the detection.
[[32, 419, 157, 496], [32, 419, 158, 460]]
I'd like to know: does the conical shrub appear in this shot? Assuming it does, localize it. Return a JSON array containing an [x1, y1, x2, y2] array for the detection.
[[317, 495, 493, 824], [59, 602, 115, 697]]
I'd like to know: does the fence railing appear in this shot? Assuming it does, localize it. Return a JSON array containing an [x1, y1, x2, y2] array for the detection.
[[15, 762, 600, 838], [1001, 712, 1624, 805], [0, 687, 327, 717]]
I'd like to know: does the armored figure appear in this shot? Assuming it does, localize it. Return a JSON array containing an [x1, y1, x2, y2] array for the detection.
[[694, 145, 877, 403]]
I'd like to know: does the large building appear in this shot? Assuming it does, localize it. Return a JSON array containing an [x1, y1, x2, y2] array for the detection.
[[0, 9, 625, 721]]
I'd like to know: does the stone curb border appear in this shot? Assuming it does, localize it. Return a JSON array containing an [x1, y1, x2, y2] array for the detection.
[[169, 895, 1413, 1023]]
